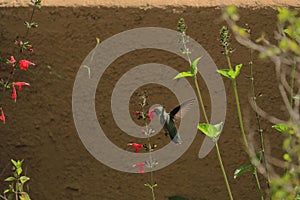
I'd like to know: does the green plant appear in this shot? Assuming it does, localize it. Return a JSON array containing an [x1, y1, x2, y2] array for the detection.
[[217, 25, 264, 199], [246, 26, 271, 194], [174, 18, 234, 200], [223, 5, 300, 200], [130, 94, 157, 200], [1, 1, 41, 199], [1, 160, 31, 200], [0, 0, 41, 121]]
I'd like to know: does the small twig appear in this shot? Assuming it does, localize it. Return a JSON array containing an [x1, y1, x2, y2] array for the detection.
[[249, 97, 285, 125], [247, 36, 270, 191], [0, 194, 8, 200]]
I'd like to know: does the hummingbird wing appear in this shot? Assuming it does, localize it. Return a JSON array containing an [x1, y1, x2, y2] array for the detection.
[[165, 118, 182, 144], [153, 106, 182, 144], [170, 98, 195, 120]]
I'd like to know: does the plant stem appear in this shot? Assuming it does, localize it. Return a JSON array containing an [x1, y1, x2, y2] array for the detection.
[[232, 80, 249, 150], [253, 167, 264, 199], [15, 190, 18, 200], [150, 186, 155, 200], [181, 33, 208, 123], [194, 69, 233, 200], [181, 33, 209, 123], [24, 4, 37, 40], [225, 49, 264, 200], [182, 32, 192, 66], [142, 101, 156, 200], [248, 46, 270, 193], [194, 77, 209, 123], [216, 143, 234, 200], [147, 135, 156, 200], [290, 59, 296, 109]]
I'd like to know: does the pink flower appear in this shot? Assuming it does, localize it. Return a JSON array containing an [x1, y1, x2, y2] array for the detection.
[[8, 56, 16, 66], [128, 143, 145, 153], [13, 82, 30, 91], [147, 109, 155, 120], [19, 60, 35, 70], [0, 109, 5, 124], [132, 162, 145, 173]]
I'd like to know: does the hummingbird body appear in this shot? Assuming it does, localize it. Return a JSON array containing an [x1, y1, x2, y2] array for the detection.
[[153, 98, 195, 144]]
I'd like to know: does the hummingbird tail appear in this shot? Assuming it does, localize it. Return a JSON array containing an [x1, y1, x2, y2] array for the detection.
[[172, 133, 182, 144]]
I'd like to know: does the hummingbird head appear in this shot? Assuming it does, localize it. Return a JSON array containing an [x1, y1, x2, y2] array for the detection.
[[153, 106, 162, 115]]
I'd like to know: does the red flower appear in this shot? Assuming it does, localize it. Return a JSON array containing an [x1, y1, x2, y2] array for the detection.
[[11, 82, 30, 102], [11, 86, 17, 102], [128, 143, 144, 153], [13, 82, 30, 91], [0, 109, 5, 124], [147, 109, 155, 120], [19, 60, 35, 70], [8, 56, 16, 66], [132, 162, 145, 173], [134, 111, 143, 119]]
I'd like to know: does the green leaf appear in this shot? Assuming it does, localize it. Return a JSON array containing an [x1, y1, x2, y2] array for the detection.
[[173, 71, 193, 79], [283, 138, 291, 150], [197, 122, 224, 143], [217, 64, 242, 80], [217, 69, 233, 79], [234, 163, 254, 179], [24, 21, 30, 28], [24, 21, 38, 29], [16, 183, 22, 192], [284, 28, 293, 38], [19, 192, 31, 200], [30, 22, 38, 28], [20, 176, 30, 184], [5, 177, 16, 182], [223, 5, 239, 21], [31, 0, 42, 6], [255, 151, 262, 162], [277, 7, 297, 24], [283, 153, 291, 162], [191, 57, 201, 76], [11, 159, 18, 168], [232, 25, 249, 38], [7, 194, 13, 200], [198, 123, 214, 138], [234, 64, 243, 78], [17, 167, 23, 176], [96, 37, 101, 45], [293, 95, 300, 100], [4, 189, 10, 194], [272, 123, 289, 134]]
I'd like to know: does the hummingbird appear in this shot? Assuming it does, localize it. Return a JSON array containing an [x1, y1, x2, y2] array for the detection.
[[153, 98, 195, 144]]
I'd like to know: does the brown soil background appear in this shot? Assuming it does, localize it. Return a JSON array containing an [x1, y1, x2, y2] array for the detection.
[[0, 2, 298, 200]]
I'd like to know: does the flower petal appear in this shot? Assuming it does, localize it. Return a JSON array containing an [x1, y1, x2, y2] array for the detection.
[[19, 60, 35, 71], [11, 86, 17, 102], [0, 110, 5, 124]]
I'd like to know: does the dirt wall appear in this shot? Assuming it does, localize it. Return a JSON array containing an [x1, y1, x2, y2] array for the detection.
[[0, 3, 296, 200]]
